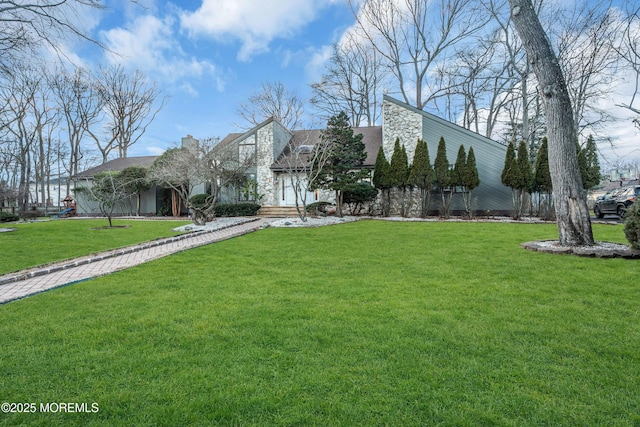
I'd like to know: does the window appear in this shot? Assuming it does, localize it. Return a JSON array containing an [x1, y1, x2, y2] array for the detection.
[[295, 145, 313, 154], [239, 143, 256, 163]]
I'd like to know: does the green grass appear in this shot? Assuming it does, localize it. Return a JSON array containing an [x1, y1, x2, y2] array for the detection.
[[1, 221, 639, 426], [0, 218, 191, 274]]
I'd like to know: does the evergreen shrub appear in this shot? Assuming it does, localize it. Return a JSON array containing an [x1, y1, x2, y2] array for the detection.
[[305, 201, 332, 215], [189, 194, 210, 209], [343, 182, 378, 215], [624, 199, 640, 250], [0, 211, 18, 222], [214, 203, 261, 217]]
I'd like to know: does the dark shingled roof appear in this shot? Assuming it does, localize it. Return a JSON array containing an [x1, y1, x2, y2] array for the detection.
[[271, 126, 382, 172], [74, 156, 159, 178]]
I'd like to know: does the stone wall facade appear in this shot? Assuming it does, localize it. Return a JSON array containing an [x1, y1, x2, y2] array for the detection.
[[382, 99, 423, 163], [255, 119, 292, 206], [256, 122, 276, 206]]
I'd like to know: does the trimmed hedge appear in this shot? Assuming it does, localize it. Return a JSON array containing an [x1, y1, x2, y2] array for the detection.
[[0, 211, 19, 223], [214, 203, 261, 217]]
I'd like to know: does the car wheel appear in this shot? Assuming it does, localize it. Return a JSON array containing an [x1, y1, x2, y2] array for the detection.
[[617, 205, 626, 219], [594, 205, 604, 218]]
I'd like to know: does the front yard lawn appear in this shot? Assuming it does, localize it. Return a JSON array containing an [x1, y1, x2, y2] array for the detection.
[[0, 221, 638, 426], [0, 218, 191, 275]]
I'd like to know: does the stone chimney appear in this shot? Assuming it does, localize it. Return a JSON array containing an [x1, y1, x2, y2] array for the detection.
[[181, 134, 199, 150]]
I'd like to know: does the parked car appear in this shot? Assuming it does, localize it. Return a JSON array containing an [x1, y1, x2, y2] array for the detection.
[[594, 185, 640, 218]]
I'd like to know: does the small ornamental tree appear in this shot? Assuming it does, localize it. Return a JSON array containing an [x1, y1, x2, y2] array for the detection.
[[578, 135, 601, 190], [84, 171, 128, 227], [624, 199, 640, 250], [434, 136, 452, 217], [389, 139, 410, 216], [373, 145, 392, 216], [408, 139, 434, 217], [461, 147, 480, 217], [120, 165, 151, 216], [534, 137, 553, 218]]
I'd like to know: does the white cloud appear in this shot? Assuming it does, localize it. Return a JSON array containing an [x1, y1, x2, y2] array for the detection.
[[179, 0, 331, 61], [305, 45, 332, 83], [100, 14, 220, 93]]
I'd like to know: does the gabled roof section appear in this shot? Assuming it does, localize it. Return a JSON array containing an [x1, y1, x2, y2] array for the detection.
[[74, 156, 159, 179], [271, 126, 382, 172], [218, 116, 292, 150], [383, 95, 508, 149]]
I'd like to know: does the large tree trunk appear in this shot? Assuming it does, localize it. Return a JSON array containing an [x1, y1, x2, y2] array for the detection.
[[508, 0, 594, 246]]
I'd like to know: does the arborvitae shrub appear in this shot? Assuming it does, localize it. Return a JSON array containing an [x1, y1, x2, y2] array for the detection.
[[624, 199, 640, 250]]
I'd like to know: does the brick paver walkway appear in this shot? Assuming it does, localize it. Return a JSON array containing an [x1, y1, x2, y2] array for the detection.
[[0, 218, 271, 304]]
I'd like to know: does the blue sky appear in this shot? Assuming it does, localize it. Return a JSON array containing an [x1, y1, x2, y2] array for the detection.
[[66, 0, 640, 167], [72, 0, 352, 157]]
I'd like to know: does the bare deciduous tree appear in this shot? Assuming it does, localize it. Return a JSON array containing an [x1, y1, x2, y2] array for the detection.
[[0, 66, 42, 215], [508, 0, 594, 246], [237, 81, 305, 130], [614, 4, 640, 129], [49, 67, 103, 194], [311, 32, 386, 127], [77, 171, 129, 227], [96, 64, 165, 160], [349, 0, 487, 110], [150, 138, 255, 225], [0, 0, 106, 74], [555, 1, 622, 139]]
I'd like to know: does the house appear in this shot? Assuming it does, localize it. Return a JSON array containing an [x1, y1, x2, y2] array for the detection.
[[380, 95, 511, 213], [73, 156, 162, 216], [73, 96, 513, 216]]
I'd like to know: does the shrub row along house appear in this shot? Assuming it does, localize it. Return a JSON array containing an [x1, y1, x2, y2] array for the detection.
[[73, 96, 512, 217]]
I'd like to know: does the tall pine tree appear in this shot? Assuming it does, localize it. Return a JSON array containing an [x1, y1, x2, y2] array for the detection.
[[408, 139, 434, 217], [311, 112, 367, 217]]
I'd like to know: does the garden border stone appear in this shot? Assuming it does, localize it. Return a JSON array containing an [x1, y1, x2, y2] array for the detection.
[[521, 240, 640, 259]]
